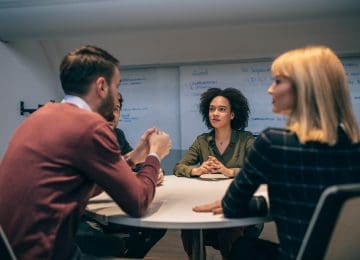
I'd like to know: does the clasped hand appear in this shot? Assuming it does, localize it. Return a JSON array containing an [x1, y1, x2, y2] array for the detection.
[[191, 156, 234, 177], [130, 128, 172, 164]]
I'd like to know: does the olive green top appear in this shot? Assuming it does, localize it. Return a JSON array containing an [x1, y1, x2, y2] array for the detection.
[[173, 129, 255, 177]]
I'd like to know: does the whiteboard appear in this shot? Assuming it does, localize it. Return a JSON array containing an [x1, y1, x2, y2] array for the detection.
[[344, 58, 360, 126], [179, 62, 285, 149], [117, 57, 360, 152], [179, 58, 360, 149], [118, 67, 180, 149]]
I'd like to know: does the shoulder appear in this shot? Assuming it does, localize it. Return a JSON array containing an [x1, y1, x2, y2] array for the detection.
[[189, 132, 213, 147], [257, 127, 299, 147], [234, 129, 254, 138], [115, 128, 124, 133], [54, 103, 117, 145], [232, 129, 255, 143], [32, 102, 108, 132], [196, 132, 212, 140], [115, 128, 125, 136], [47, 102, 104, 122], [29, 102, 119, 156]]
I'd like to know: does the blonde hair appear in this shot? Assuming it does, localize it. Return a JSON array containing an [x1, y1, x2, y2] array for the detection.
[[271, 46, 359, 145]]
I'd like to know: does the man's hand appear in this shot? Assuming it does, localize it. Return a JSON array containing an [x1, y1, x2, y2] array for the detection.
[[148, 130, 172, 160], [157, 168, 165, 185], [129, 128, 157, 164]]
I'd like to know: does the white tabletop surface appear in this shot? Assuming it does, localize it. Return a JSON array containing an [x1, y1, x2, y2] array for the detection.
[[86, 175, 271, 229]]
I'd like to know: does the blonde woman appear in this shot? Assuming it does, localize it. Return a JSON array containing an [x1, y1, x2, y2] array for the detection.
[[193, 46, 360, 259]]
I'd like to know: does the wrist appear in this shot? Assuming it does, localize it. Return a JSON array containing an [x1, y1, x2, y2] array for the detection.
[[148, 152, 160, 162], [228, 168, 235, 177], [124, 154, 136, 168], [190, 168, 200, 176]]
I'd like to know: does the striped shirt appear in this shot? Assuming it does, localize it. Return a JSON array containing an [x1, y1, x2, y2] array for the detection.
[[222, 127, 360, 259]]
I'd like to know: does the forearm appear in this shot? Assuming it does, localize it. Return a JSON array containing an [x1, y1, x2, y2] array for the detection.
[[223, 194, 268, 218], [89, 156, 160, 218], [229, 167, 241, 176], [89, 184, 103, 197], [173, 164, 195, 177], [173, 144, 200, 177], [222, 174, 260, 218], [124, 150, 140, 165]]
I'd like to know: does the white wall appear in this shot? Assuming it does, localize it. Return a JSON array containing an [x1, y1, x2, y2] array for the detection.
[[1, 16, 360, 158], [40, 16, 360, 67], [0, 41, 62, 158]]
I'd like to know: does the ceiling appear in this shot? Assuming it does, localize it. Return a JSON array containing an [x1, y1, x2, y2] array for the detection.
[[0, 0, 360, 41]]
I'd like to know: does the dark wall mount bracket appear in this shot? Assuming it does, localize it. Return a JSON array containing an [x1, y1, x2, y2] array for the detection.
[[20, 100, 54, 116]]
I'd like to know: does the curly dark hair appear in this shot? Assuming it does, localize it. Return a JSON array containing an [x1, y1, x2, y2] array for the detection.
[[199, 87, 250, 130]]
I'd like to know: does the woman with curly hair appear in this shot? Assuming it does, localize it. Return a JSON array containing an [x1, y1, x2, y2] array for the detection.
[[174, 87, 262, 258]]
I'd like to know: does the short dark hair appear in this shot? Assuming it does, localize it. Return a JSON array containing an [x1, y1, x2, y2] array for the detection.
[[60, 45, 119, 95], [199, 87, 250, 130]]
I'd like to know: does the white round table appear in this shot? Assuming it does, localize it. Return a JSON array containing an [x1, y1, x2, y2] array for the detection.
[[86, 175, 271, 260]]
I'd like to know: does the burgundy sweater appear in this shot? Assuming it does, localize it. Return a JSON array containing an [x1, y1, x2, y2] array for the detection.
[[0, 103, 159, 259]]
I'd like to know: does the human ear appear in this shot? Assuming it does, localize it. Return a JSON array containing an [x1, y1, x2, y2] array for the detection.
[[95, 77, 108, 98]]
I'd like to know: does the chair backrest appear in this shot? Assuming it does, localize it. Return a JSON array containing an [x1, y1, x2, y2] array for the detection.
[[296, 183, 360, 260], [0, 225, 17, 260]]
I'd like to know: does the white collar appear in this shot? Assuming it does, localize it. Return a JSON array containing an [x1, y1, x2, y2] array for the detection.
[[61, 95, 92, 112]]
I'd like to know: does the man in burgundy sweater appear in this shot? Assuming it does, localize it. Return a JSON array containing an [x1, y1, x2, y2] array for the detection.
[[0, 45, 172, 259]]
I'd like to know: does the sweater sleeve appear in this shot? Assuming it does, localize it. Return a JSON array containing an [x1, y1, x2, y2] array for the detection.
[[173, 138, 202, 177], [222, 132, 270, 218], [78, 122, 159, 217]]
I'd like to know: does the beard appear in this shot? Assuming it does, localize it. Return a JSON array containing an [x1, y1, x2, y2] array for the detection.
[[98, 90, 115, 122]]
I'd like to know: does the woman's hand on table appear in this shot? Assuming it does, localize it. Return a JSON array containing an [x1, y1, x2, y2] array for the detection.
[[191, 156, 234, 177], [191, 156, 223, 176], [190, 159, 213, 176], [207, 156, 234, 177], [191, 166, 207, 176], [193, 200, 223, 214]]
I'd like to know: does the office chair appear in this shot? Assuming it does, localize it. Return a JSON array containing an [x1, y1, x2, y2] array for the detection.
[[296, 183, 360, 260], [0, 225, 17, 260]]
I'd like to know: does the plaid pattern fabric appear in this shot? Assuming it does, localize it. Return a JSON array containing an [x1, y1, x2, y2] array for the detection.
[[222, 127, 360, 259]]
